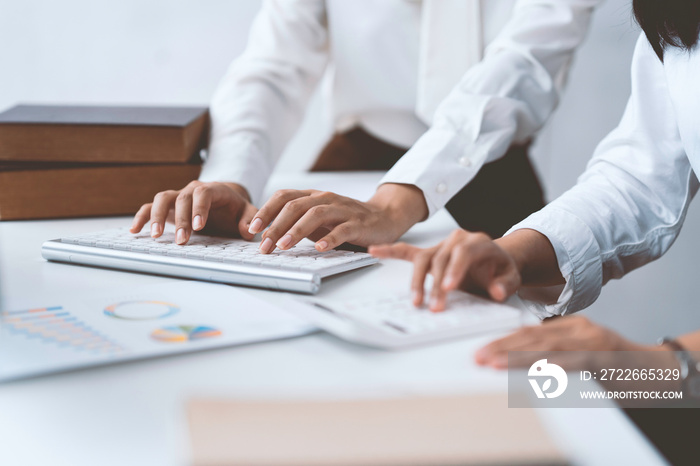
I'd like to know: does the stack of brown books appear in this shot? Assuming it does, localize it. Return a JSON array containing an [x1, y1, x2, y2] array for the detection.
[[0, 104, 208, 220]]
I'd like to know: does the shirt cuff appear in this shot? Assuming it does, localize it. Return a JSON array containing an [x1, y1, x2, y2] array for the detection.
[[379, 127, 490, 217], [198, 132, 272, 206], [505, 207, 603, 318]]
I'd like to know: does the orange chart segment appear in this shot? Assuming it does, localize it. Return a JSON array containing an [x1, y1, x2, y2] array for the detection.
[[150, 325, 222, 343]]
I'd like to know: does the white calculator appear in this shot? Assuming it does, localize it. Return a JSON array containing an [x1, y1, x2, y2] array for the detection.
[[285, 291, 524, 349]]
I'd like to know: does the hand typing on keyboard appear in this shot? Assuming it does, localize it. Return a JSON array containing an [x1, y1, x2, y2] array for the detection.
[[130, 181, 258, 246]]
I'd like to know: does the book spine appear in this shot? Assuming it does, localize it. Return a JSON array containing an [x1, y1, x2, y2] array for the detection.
[[0, 164, 201, 220]]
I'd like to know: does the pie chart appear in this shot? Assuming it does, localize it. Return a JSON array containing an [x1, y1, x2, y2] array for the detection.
[[150, 325, 222, 343], [104, 301, 179, 320]]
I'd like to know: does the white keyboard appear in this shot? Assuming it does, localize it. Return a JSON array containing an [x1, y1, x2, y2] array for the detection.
[[41, 228, 378, 294], [284, 291, 523, 349]]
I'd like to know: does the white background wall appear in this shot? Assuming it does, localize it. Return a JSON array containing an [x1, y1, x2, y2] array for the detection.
[[2, 0, 699, 343]]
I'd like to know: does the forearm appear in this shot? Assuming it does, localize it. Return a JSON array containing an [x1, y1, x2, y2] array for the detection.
[[204, 0, 328, 205], [211, 0, 328, 147], [380, 1, 598, 218], [199, 132, 273, 206], [494, 229, 564, 287]]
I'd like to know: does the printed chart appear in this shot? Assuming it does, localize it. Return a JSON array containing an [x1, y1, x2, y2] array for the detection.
[[150, 325, 222, 343], [0, 281, 312, 381], [1, 306, 124, 355]]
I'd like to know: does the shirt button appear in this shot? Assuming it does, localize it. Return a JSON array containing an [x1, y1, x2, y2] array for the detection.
[[436, 183, 447, 194], [459, 156, 471, 167]]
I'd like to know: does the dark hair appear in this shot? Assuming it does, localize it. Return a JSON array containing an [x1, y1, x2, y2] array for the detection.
[[633, 0, 700, 60]]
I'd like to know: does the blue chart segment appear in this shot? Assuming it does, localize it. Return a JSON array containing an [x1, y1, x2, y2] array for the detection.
[[104, 301, 179, 320], [1, 306, 124, 355], [151, 325, 222, 343]]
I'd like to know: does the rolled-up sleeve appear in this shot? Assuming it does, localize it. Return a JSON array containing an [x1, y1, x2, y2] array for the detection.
[[199, 0, 329, 205], [506, 35, 699, 317], [381, 0, 601, 216]]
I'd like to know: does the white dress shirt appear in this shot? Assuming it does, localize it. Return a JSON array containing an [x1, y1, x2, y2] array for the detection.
[[200, 0, 600, 212], [509, 34, 700, 318]]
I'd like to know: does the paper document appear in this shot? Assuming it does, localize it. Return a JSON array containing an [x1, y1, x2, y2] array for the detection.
[[0, 281, 315, 382]]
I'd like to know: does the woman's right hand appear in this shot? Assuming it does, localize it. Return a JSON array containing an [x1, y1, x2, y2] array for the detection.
[[369, 229, 522, 312], [130, 181, 258, 245]]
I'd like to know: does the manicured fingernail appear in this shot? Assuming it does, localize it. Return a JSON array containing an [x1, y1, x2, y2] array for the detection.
[[412, 291, 422, 306], [248, 218, 263, 234], [316, 240, 328, 251], [493, 283, 507, 300], [193, 215, 203, 230], [259, 237, 274, 254], [442, 275, 455, 289], [176, 228, 186, 245], [151, 223, 159, 237], [429, 297, 440, 313], [277, 234, 292, 250], [431, 298, 446, 313]]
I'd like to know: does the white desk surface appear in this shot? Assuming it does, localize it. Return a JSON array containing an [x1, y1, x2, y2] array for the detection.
[[0, 173, 666, 466]]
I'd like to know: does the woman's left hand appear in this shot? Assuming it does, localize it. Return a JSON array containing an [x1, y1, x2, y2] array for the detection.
[[474, 316, 642, 369]]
